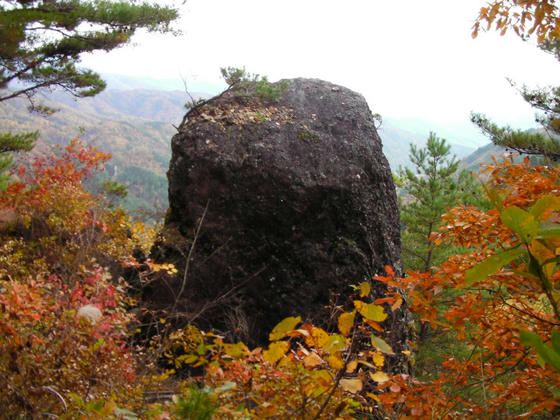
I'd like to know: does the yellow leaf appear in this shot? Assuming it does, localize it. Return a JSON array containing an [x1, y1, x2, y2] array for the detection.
[[324, 334, 347, 353], [338, 311, 355, 337], [303, 352, 324, 368], [223, 342, 248, 359], [340, 378, 363, 393], [304, 326, 330, 348], [369, 371, 390, 383], [373, 353, 384, 367], [357, 360, 375, 368], [346, 360, 358, 373], [354, 300, 387, 322], [327, 353, 345, 370], [269, 316, 301, 341], [311, 369, 332, 387], [359, 281, 371, 297], [263, 341, 290, 364], [366, 392, 380, 402], [402, 350, 411, 355]]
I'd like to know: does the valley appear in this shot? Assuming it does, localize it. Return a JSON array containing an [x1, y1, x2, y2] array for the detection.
[[0, 77, 497, 219]]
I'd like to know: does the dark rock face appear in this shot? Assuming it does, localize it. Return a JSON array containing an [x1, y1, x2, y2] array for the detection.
[[151, 78, 405, 355]]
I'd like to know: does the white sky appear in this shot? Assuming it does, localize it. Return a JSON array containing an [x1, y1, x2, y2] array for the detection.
[[81, 0, 560, 147]]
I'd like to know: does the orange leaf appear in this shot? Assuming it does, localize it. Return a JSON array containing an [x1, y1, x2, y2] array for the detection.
[[385, 266, 395, 276]]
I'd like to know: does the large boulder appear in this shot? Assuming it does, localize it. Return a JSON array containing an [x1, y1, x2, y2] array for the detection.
[[150, 78, 406, 354]]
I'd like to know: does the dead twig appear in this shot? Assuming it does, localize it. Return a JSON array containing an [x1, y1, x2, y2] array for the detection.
[[178, 84, 237, 130], [172, 200, 209, 313], [37, 385, 67, 415]]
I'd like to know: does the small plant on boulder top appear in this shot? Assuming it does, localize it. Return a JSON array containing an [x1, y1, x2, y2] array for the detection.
[[220, 66, 288, 102]]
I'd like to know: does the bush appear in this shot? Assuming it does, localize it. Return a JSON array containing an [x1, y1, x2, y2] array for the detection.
[[220, 66, 288, 102]]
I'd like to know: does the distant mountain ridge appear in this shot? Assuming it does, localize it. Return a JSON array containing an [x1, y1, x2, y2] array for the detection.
[[379, 121, 475, 169], [101, 74, 478, 167], [0, 88, 185, 214], [459, 142, 506, 173], [0, 79, 485, 218], [101, 73, 224, 96]]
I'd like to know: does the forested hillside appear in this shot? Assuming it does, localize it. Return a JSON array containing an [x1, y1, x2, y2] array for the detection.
[[0, 85, 477, 218], [3, 0, 560, 419], [0, 88, 199, 215], [458, 142, 506, 172]]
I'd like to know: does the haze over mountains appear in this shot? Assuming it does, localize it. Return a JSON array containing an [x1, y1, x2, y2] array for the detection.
[[0, 74, 499, 216], [103, 74, 492, 149], [0, 88, 185, 214]]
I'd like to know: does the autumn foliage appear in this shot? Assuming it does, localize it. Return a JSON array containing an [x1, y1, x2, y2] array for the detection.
[[0, 139, 159, 417], [160, 280, 405, 419], [473, 0, 560, 41], [3, 137, 560, 419], [374, 157, 560, 418], [162, 155, 560, 418]]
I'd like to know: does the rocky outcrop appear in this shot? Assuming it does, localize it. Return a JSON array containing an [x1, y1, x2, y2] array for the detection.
[[150, 78, 407, 362]]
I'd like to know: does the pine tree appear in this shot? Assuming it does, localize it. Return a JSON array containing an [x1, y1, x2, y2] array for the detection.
[[0, 131, 36, 189], [399, 133, 460, 272], [0, 1, 179, 103], [0, 0, 179, 185], [398, 134, 489, 361], [472, 32, 560, 160]]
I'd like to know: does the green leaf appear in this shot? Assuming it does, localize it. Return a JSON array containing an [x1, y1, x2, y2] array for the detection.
[[536, 225, 560, 239], [357, 359, 376, 369], [69, 393, 85, 408], [354, 300, 387, 322], [552, 330, 560, 354], [177, 354, 199, 365], [537, 352, 546, 368], [520, 330, 560, 372], [500, 206, 539, 242], [269, 316, 301, 341], [538, 345, 560, 372], [484, 186, 503, 212], [92, 337, 105, 351], [86, 400, 105, 412], [370, 335, 394, 354], [114, 407, 139, 420], [324, 334, 347, 353], [520, 329, 543, 347], [463, 248, 524, 287], [530, 195, 560, 220]]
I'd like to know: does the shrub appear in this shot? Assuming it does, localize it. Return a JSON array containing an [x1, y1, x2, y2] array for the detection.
[[220, 66, 288, 102]]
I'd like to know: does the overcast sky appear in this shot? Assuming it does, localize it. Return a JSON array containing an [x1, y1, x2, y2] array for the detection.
[[81, 0, 560, 147]]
